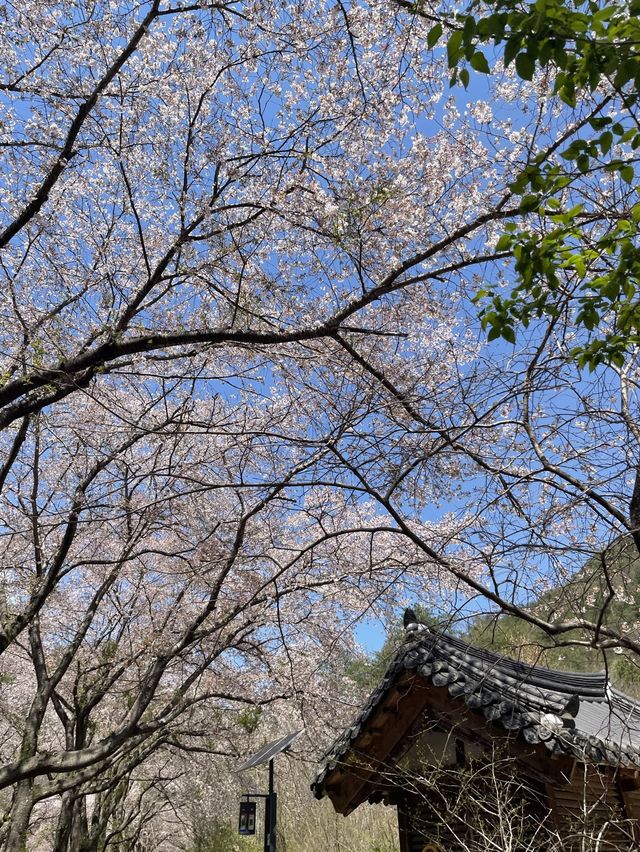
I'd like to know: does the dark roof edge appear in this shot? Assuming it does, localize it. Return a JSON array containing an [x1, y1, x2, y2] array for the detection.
[[414, 625, 610, 697]]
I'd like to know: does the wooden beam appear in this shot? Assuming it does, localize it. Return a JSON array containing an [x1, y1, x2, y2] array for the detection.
[[397, 804, 411, 852], [617, 775, 640, 844], [336, 672, 428, 814]]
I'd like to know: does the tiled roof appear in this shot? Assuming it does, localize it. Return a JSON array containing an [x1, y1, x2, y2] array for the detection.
[[312, 624, 640, 797]]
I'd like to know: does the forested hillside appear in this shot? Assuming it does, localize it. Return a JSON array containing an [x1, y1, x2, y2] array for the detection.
[[350, 540, 640, 697], [468, 537, 640, 696]]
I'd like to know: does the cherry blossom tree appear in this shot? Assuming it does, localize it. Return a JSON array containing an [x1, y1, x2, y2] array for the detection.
[[1, 0, 638, 849]]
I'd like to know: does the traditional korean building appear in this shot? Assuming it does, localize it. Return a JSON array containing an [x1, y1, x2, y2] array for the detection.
[[312, 613, 640, 851]]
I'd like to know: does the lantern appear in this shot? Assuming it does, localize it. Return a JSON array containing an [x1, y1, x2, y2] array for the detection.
[[238, 800, 256, 835]]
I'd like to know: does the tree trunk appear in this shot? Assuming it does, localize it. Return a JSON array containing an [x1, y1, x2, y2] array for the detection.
[[4, 781, 35, 852]]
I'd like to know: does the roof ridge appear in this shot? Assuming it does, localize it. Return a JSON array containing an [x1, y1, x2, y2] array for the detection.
[[404, 625, 611, 698]]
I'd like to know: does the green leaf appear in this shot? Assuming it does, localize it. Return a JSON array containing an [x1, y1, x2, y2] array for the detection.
[[515, 52, 535, 80], [602, 278, 621, 300], [447, 31, 464, 68], [519, 195, 540, 213], [538, 39, 553, 67], [427, 23, 443, 48], [459, 67, 470, 88], [577, 153, 590, 173], [470, 51, 490, 73], [504, 37, 521, 67], [621, 164, 635, 184], [560, 141, 584, 160], [463, 15, 477, 40], [600, 131, 613, 155], [558, 81, 576, 107]]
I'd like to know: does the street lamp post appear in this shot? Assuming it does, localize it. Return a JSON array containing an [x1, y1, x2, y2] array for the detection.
[[264, 758, 275, 852], [237, 730, 303, 852]]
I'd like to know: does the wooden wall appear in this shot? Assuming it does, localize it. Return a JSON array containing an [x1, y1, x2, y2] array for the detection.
[[395, 767, 640, 851], [547, 768, 639, 850]]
